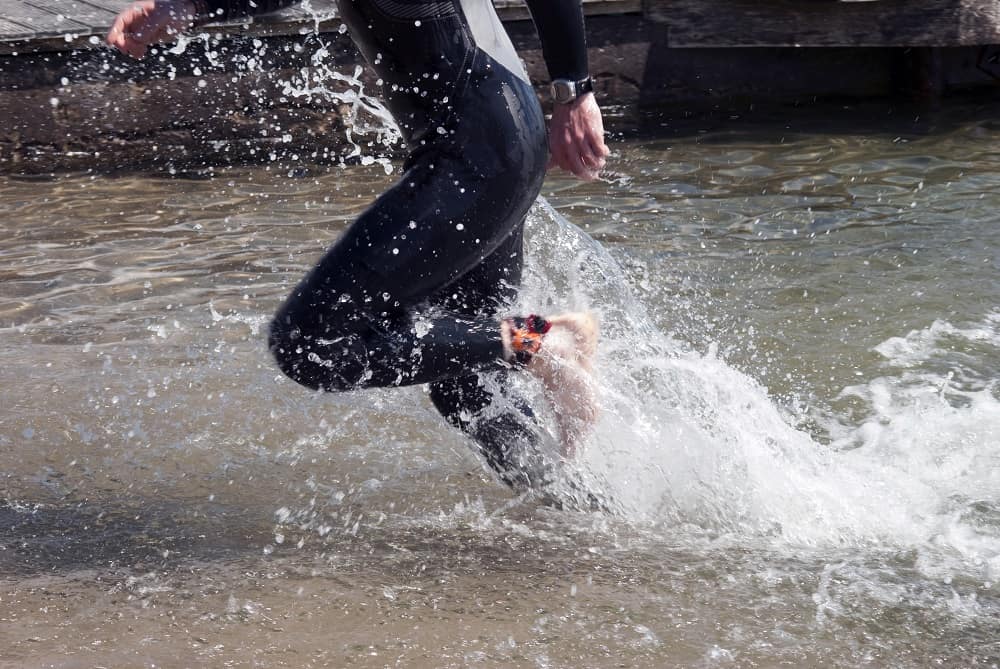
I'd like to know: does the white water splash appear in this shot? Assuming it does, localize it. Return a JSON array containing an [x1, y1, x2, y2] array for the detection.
[[166, 26, 401, 171], [280, 47, 401, 173], [519, 200, 1000, 581], [873, 312, 1000, 370]]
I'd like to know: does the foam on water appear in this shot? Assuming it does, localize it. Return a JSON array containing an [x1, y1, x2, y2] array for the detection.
[[519, 200, 1000, 581]]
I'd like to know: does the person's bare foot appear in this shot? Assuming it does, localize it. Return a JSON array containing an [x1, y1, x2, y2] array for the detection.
[[503, 312, 599, 457]]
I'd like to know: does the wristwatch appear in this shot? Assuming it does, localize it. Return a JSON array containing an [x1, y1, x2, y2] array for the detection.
[[550, 77, 594, 105]]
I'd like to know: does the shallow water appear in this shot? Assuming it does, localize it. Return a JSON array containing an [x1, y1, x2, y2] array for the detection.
[[1, 113, 999, 667]]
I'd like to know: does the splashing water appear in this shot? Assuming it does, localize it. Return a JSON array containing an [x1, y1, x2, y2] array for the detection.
[[2, 119, 999, 663], [517, 198, 1000, 583], [280, 47, 401, 173], [158, 20, 401, 172]]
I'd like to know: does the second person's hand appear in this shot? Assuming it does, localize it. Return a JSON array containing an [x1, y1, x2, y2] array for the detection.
[[106, 0, 197, 59]]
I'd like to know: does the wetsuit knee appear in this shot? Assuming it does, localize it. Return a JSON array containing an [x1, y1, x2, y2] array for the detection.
[[268, 316, 370, 392], [268, 318, 323, 391]]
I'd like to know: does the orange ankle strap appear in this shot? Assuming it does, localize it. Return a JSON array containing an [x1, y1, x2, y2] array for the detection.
[[505, 314, 551, 366]]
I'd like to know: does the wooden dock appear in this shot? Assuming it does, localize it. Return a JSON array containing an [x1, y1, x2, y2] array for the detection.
[[2, 0, 999, 172], [1, 0, 123, 46], [3, 0, 999, 54], [662, 0, 1000, 48], [0, 0, 639, 54]]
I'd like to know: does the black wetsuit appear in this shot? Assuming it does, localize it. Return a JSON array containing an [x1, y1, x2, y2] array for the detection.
[[196, 0, 589, 487]]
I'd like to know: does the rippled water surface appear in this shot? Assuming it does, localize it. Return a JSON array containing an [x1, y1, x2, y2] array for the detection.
[[1, 114, 999, 667]]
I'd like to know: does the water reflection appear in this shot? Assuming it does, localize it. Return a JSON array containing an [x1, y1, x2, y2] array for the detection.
[[1, 113, 999, 666]]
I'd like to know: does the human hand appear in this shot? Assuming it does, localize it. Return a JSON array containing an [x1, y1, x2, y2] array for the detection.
[[106, 0, 197, 59], [547, 92, 610, 181]]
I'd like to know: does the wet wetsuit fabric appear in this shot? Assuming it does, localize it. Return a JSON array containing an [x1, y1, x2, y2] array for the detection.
[[196, 0, 588, 487]]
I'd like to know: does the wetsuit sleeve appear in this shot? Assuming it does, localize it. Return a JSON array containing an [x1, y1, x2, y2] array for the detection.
[[522, 0, 589, 81], [190, 0, 300, 23]]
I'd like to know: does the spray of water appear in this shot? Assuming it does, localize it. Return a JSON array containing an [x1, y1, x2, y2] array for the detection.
[[146, 24, 998, 589], [279, 46, 401, 173], [154, 23, 402, 171], [516, 199, 1000, 582]]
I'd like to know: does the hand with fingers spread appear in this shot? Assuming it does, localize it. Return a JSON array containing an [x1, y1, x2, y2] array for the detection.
[[548, 92, 610, 182], [106, 0, 197, 59]]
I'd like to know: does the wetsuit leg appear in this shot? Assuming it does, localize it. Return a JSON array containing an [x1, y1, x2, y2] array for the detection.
[[430, 372, 544, 486], [268, 89, 548, 391], [425, 222, 547, 488], [263, 0, 550, 486]]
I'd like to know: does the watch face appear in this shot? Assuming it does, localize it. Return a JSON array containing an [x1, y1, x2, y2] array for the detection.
[[552, 80, 576, 104]]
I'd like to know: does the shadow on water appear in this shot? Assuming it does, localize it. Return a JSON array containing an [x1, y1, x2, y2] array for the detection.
[[4, 494, 996, 668], [629, 91, 1000, 142], [0, 497, 274, 577]]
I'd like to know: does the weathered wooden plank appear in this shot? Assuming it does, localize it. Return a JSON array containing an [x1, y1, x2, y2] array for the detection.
[[0, 0, 638, 52], [0, 17, 33, 33], [75, 0, 143, 14], [2, 0, 94, 35], [0, 0, 341, 41], [653, 0, 1000, 47], [495, 0, 640, 20], [53, 0, 122, 28], [250, 0, 635, 23]]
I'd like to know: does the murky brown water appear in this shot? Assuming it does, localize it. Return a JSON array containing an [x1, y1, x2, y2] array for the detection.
[[2, 112, 999, 667]]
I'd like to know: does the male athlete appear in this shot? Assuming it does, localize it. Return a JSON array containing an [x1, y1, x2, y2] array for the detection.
[[107, 0, 609, 490]]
